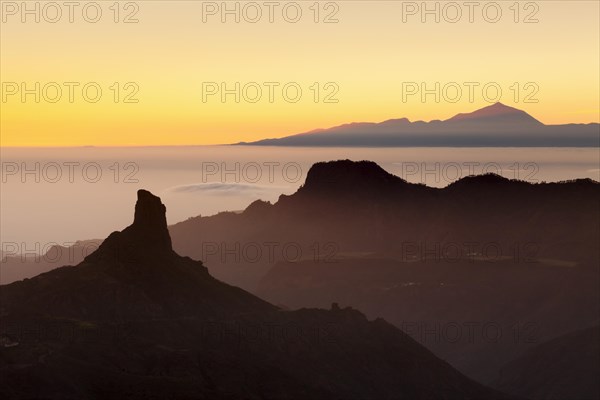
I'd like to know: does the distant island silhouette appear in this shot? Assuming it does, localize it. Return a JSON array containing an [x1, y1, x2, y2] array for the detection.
[[235, 103, 599, 147]]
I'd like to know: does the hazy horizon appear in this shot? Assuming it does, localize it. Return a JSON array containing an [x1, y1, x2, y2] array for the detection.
[[2, 145, 598, 247]]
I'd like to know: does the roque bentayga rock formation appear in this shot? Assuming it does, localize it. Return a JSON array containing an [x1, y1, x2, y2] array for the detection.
[[0, 190, 515, 399]]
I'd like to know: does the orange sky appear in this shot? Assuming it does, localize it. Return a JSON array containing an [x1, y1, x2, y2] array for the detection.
[[1, 1, 599, 146]]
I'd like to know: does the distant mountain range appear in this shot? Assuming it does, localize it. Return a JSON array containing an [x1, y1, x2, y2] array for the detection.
[[236, 103, 599, 147], [0, 190, 513, 399]]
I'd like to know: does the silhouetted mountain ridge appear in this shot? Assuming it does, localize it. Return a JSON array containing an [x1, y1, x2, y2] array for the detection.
[[172, 160, 599, 266]]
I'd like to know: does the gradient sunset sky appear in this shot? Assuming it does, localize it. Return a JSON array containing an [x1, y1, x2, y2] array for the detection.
[[1, 0, 598, 146]]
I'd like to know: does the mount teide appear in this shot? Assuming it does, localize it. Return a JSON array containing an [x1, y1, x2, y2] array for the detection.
[[237, 103, 599, 147], [0, 190, 513, 399]]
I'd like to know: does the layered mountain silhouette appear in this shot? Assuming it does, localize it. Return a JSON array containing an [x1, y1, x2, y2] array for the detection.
[[493, 326, 600, 400], [256, 256, 600, 385], [0, 240, 101, 285], [0, 190, 513, 399], [168, 160, 600, 384], [236, 103, 599, 146]]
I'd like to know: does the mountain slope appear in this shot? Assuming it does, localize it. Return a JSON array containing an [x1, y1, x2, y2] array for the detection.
[[493, 326, 600, 400], [256, 256, 600, 384], [0, 190, 512, 399]]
